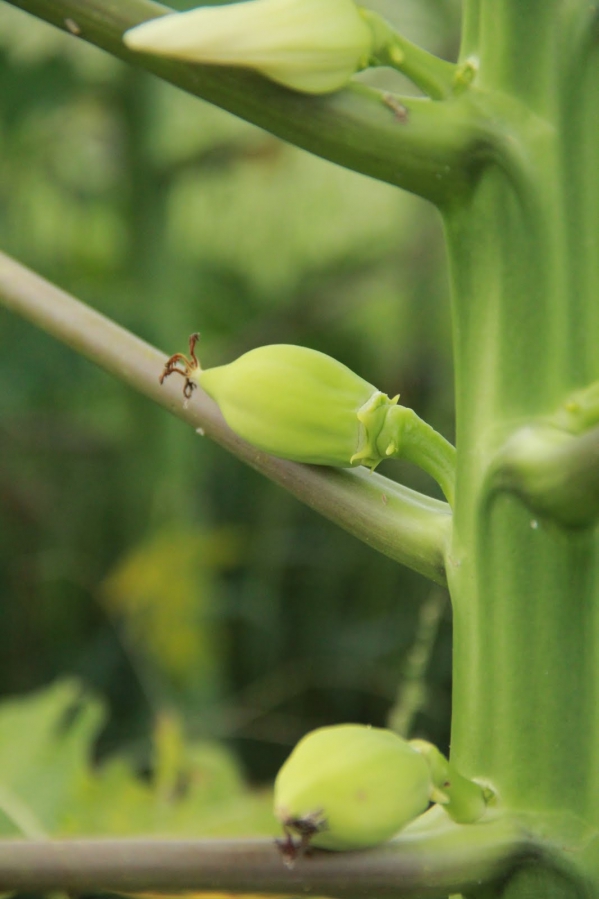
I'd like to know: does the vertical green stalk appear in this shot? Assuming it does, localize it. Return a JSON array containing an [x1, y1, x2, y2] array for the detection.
[[446, 0, 599, 876]]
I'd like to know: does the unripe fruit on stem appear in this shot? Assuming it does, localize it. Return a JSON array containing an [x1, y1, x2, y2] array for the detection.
[[197, 344, 398, 468], [274, 724, 433, 851], [160, 336, 456, 503], [123, 0, 375, 95]]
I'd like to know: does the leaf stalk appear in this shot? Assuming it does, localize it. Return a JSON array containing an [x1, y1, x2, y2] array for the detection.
[[0, 250, 451, 584]]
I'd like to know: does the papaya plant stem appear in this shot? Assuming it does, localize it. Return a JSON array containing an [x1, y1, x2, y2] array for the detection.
[[0, 249, 451, 585], [0, 824, 547, 896], [4, 0, 491, 204], [382, 406, 456, 507], [445, 3, 599, 887], [362, 10, 458, 101], [380, 40, 456, 102]]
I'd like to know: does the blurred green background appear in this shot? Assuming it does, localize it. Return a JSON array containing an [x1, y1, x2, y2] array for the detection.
[[0, 0, 459, 838]]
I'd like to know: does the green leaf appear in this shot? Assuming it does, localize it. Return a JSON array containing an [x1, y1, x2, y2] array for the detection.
[[0, 679, 103, 836], [0, 681, 274, 839]]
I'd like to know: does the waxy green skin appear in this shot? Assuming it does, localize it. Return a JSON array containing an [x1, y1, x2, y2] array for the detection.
[[274, 724, 432, 851]]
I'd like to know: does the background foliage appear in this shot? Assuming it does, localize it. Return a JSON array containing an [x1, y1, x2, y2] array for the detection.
[[0, 0, 458, 837]]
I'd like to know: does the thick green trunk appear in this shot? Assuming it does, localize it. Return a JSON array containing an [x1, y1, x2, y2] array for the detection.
[[446, 1, 599, 888]]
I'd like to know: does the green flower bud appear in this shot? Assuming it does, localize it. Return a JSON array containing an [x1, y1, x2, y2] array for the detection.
[[123, 0, 375, 95], [196, 344, 399, 468], [274, 724, 433, 852]]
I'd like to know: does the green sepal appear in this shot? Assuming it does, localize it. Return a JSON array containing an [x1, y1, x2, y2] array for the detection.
[[350, 390, 400, 469], [410, 739, 491, 825]]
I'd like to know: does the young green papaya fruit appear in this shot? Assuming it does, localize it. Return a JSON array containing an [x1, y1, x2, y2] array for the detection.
[[160, 337, 455, 503], [197, 344, 399, 468], [274, 724, 433, 851]]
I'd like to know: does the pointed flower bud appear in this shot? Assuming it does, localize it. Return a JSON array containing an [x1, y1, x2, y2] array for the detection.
[[274, 724, 433, 852], [123, 0, 374, 95]]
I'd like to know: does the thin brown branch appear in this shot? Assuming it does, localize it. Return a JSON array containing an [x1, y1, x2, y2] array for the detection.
[[0, 250, 451, 583]]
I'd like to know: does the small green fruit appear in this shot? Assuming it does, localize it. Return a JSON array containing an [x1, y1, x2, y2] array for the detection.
[[197, 344, 399, 468], [160, 336, 456, 503], [274, 724, 432, 851]]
